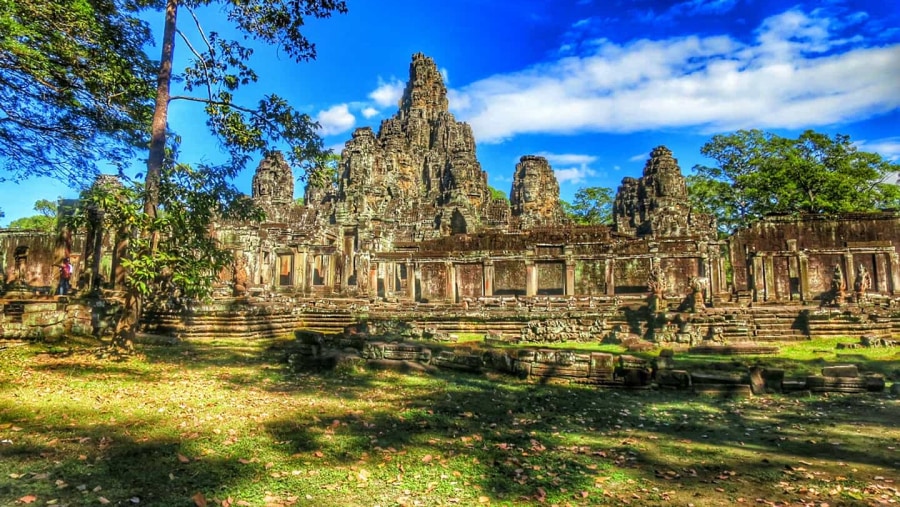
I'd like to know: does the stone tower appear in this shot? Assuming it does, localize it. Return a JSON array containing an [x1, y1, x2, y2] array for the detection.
[[335, 53, 507, 239], [252, 152, 295, 221], [510, 155, 566, 228], [614, 146, 716, 238]]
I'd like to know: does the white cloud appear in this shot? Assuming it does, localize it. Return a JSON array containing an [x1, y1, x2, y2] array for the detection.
[[447, 8, 900, 143], [628, 152, 648, 162], [555, 166, 598, 184], [856, 137, 900, 161], [361, 107, 380, 119], [315, 104, 356, 136], [368, 78, 405, 108], [535, 152, 597, 166], [534, 152, 599, 184]]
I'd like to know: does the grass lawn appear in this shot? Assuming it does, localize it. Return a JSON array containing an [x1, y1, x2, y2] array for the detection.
[[1, 337, 898, 506]]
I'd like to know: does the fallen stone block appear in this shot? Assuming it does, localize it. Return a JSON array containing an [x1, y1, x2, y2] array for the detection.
[[821, 365, 858, 378], [656, 369, 691, 389], [693, 384, 752, 397], [806, 375, 867, 393], [691, 371, 748, 386]]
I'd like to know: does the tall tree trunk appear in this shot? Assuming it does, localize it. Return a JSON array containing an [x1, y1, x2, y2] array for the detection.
[[112, 0, 178, 351]]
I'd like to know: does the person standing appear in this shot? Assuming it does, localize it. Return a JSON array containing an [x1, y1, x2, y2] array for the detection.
[[58, 258, 72, 295]]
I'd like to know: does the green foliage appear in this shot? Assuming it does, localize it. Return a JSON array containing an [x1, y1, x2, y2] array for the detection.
[[690, 129, 900, 232], [7, 199, 57, 231], [561, 186, 614, 225], [488, 185, 509, 202], [307, 152, 340, 189], [170, 0, 348, 175], [0, 0, 155, 182], [71, 152, 262, 301]]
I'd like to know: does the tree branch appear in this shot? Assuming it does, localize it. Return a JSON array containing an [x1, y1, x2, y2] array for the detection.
[[168, 95, 259, 116], [176, 29, 214, 101]]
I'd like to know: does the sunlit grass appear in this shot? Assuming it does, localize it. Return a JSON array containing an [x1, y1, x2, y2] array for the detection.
[[0, 338, 897, 506]]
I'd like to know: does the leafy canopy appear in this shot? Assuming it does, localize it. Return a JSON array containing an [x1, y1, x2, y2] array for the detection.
[[688, 129, 900, 232], [562, 186, 614, 225], [7, 199, 57, 231], [0, 0, 155, 182]]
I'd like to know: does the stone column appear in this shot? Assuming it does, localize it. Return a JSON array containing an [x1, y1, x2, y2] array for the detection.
[[321, 255, 331, 289], [889, 253, 900, 295], [291, 251, 306, 292], [874, 253, 889, 293], [701, 255, 713, 306], [483, 259, 494, 297], [750, 254, 764, 302], [446, 262, 457, 303], [565, 260, 576, 296], [296, 251, 307, 293], [407, 261, 416, 301], [798, 253, 810, 302], [605, 258, 615, 296], [525, 260, 537, 297], [763, 254, 776, 302], [843, 253, 855, 296], [369, 262, 379, 298]]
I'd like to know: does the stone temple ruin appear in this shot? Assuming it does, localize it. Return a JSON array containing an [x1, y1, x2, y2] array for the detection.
[[1, 54, 899, 392]]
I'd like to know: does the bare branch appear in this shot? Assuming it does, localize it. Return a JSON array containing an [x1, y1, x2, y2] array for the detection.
[[176, 29, 213, 101], [186, 6, 214, 56]]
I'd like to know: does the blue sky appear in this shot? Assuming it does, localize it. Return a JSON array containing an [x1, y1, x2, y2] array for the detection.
[[2, 0, 900, 224]]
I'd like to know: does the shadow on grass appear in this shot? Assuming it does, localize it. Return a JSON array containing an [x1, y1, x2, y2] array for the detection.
[[260, 365, 900, 504], [0, 402, 274, 507]]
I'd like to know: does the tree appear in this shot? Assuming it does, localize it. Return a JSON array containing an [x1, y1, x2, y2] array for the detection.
[[7, 199, 57, 231], [488, 185, 509, 203], [689, 129, 900, 232], [0, 0, 155, 182], [562, 186, 614, 225], [109, 0, 348, 350], [308, 152, 340, 190]]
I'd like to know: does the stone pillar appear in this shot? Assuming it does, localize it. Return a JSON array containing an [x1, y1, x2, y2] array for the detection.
[[483, 259, 494, 297], [295, 251, 306, 293], [889, 253, 900, 295], [525, 260, 537, 297], [369, 262, 380, 298], [605, 258, 615, 296], [701, 255, 713, 306], [798, 253, 810, 302], [325, 255, 335, 289], [843, 253, 855, 296], [446, 262, 457, 303], [874, 253, 889, 293], [407, 261, 416, 301], [750, 254, 764, 302], [565, 260, 576, 296], [763, 255, 775, 302], [304, 251, 314, 293]]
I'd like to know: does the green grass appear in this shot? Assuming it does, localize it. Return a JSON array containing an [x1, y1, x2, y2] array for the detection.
[[0, 338, 898, 506]]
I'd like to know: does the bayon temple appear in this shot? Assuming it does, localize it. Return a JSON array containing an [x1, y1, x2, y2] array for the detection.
[[2, 54, 900, 354]]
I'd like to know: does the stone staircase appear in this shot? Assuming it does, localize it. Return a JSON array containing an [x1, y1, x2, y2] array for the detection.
[[805, 310, 894, 339], [748, 309, 807, 342]]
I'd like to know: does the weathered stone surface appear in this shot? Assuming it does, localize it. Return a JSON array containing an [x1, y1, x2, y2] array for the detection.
[[806, 375, 868, 393], [334, 53, 508, 240], [821, 365, 859, 378], [657, 369, 691, 389], [251, 152, 296, 225], [510, 156, 566, 228], [613, 146, 716, 238]]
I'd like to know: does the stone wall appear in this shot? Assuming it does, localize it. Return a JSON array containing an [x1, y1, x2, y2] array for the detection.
[[730, 213, 900, 302], [0, 300, 106, 340]]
